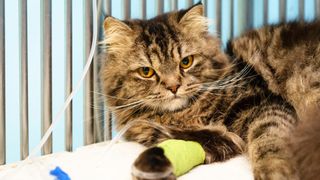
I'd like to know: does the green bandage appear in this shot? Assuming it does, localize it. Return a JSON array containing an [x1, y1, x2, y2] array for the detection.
[[157, 139, 205, 177]]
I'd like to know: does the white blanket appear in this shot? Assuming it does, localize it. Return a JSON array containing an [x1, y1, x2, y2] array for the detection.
[[0, 141, 253, 180]]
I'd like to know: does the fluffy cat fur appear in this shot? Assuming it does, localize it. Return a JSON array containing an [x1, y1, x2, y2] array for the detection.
[[100, 3, 320, 180], [289, 104, 320, 180]]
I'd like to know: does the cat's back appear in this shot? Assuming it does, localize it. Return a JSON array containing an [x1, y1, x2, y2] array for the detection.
[[228, 20, 320, 111], [229, 20, 320, 59], [276, 20, 320, 48]]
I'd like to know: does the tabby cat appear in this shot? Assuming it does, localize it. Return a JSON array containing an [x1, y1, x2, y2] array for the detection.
[[289, 104, 320, 180], [100, 3, 320, 180]]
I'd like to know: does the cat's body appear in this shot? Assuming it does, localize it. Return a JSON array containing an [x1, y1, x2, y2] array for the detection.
[[290, 104, 320, 180], [227, 21, 320, 180], [230, 21, 320, 114], [101, 3, 320, 180]]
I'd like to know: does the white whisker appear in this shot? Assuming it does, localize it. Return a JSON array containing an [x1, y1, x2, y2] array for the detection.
[[110, 100, 144, 110]]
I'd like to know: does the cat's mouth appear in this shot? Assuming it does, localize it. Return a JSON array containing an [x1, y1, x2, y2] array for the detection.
[[170, 94, 181, 99], [154, 89, 203, 112], [144, 91, 200, 112], [157, 96, 190, 112]]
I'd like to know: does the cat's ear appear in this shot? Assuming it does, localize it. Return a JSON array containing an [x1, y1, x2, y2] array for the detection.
[[178, 3, 208, 34], [103, 16, 134, 53]]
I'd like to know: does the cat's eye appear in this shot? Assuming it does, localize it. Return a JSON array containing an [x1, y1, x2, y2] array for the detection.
[[138, 67, 155, 78], [180, 55, 194, 69]]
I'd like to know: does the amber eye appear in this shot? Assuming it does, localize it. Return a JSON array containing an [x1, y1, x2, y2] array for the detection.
[[180, 55, 194, 69], [138, 67, 155, 78]]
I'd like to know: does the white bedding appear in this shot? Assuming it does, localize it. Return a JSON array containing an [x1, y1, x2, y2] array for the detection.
[[0, 141, 253, 180]]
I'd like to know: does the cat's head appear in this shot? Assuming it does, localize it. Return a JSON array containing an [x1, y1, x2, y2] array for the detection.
[[101, 3, 230, 113]]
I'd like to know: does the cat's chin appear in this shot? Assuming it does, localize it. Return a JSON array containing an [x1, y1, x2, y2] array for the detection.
[[159, 97, 189, 112]]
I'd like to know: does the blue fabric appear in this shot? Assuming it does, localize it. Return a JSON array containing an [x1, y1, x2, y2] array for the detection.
[[50, 166, 71, 180]]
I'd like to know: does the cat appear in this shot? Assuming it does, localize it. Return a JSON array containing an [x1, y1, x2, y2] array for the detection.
[[100, 2, 320, 180], [289, 104, 320, 180]]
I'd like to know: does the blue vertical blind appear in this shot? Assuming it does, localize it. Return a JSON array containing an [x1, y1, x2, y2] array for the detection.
[[2, 0, 319, 164]]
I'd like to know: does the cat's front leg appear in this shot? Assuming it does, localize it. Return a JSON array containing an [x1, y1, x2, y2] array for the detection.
[[172, 126, 245, 164], [122, 122, 174, 147], [132, 125, 244, 180], [121, 122, 175, 179], [132, 147, 176, 180], [124, 122, 174, 180], [246, 104, 299, 180]]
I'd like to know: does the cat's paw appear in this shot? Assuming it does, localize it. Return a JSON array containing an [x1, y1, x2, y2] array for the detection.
[[132, 147, 176, 180], [253, 159, 298, 180]]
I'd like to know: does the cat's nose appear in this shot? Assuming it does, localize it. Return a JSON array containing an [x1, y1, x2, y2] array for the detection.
[[166, 84, 181, 94]]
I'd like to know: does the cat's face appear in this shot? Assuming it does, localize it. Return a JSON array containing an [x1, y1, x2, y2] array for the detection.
[[101, 4, 229, 112]]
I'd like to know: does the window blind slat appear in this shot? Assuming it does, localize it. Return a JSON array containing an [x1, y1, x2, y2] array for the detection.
[[41, 0, 53, 155], [19, 0, 29, 159], [0, 0, 5, 165]]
